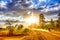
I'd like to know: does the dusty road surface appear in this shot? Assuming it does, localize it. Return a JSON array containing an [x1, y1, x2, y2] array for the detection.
[[0, 29, 60, 40]]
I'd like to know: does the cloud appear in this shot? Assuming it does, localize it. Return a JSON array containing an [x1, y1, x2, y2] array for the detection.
[[0, 14, 24, 21], [41, 3, 60, 13], [0, 0, 60, 10], [0, 1, 7, 9], [0, 0, 60, 21], [45, 14, 58, 21]]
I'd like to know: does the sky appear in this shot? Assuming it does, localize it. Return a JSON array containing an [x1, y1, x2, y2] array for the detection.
[[0, 0, 60, 21], [0, 0, 60, 10]]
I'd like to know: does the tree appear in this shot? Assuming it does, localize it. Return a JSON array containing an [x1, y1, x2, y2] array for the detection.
[[17, 24, 24, 30], [6, 20, 11, 25], [50, 19, 55, 29], [39, 13, 45, 28], [58, 13, 60, 29], [6, 25, 14, 35]]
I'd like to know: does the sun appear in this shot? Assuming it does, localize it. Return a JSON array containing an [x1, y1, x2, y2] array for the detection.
[[25, 15, 39, 25]]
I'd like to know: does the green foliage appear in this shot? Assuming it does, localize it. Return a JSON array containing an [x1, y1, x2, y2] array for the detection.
[[22, 28, 29, 34], [17, 24, 24, 30]]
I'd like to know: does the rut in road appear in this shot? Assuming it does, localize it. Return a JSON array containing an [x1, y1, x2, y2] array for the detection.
[[21, 30, 47, 40]]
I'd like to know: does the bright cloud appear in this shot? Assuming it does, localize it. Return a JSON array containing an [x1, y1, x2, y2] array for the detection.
[[39, 0, 47, 2], [0, 15, 24, 21], [0, 1, 7, 8]]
